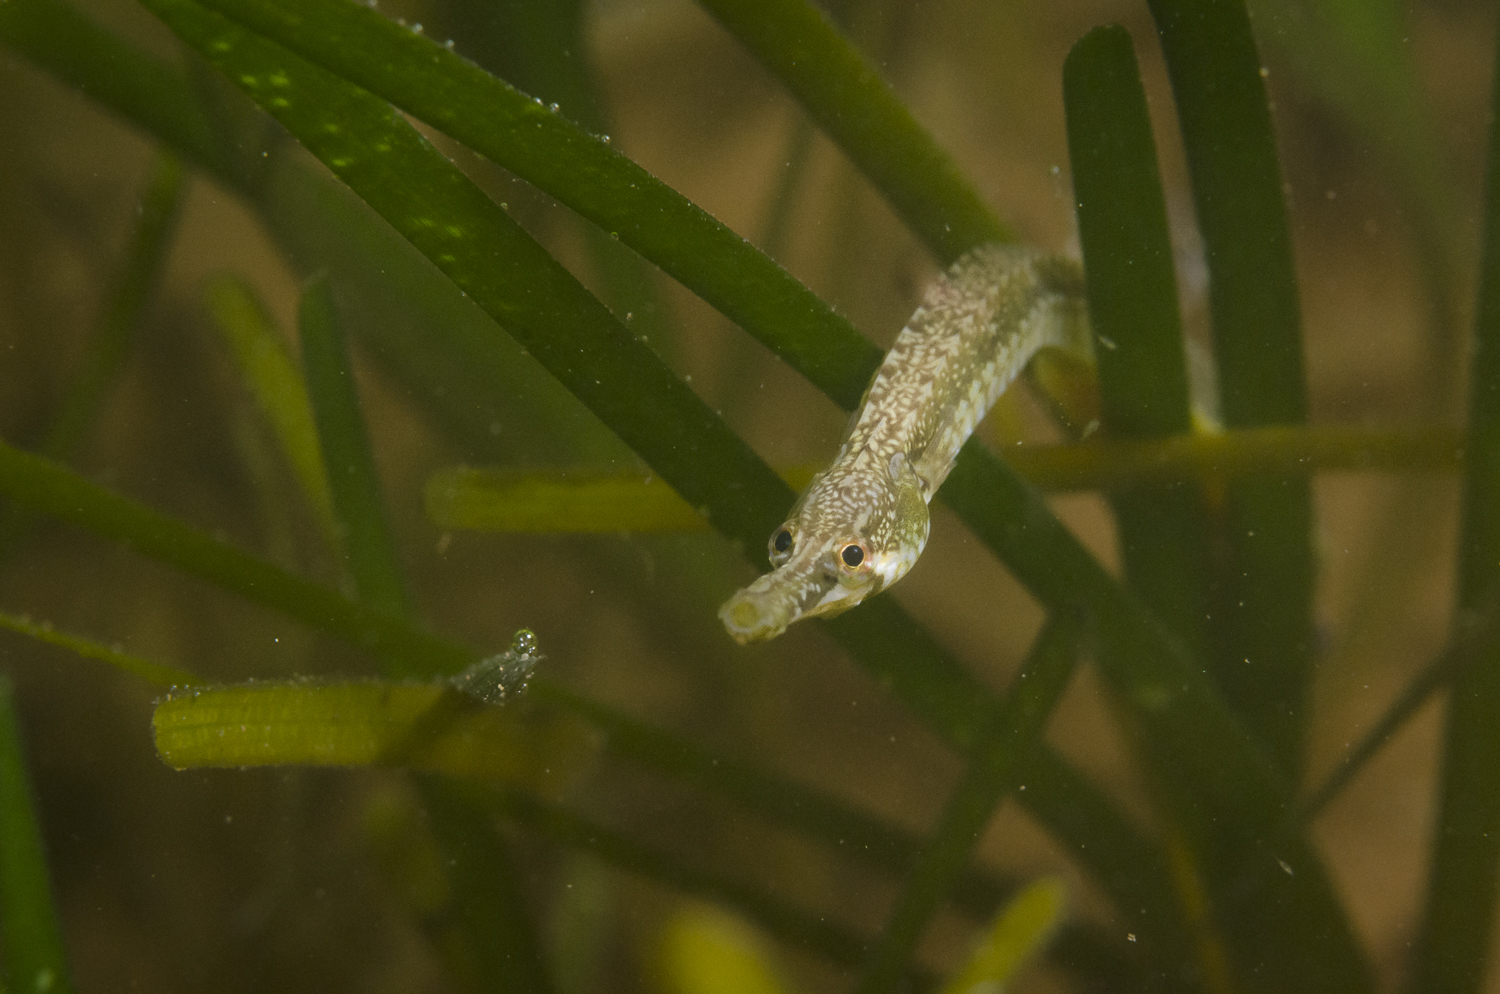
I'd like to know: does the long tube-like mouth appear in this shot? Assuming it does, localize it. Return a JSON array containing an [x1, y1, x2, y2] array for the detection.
[[719, 564, 841, 644], [719, 582, 798, 644]]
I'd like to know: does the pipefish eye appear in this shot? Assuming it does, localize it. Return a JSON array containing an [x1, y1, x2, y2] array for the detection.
[[768, 526, 796, 565], [840, 543, 866, 569]]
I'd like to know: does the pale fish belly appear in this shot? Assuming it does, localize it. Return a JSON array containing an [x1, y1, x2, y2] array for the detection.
[[720, 244, 1091, 644]]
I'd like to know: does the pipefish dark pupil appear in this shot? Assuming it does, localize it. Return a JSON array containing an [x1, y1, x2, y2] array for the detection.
[[773, 529, 793, 554], [841, 545, 864, 568]]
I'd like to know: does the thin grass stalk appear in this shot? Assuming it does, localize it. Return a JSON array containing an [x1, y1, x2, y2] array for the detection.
[[0, 151, 185, 553], [1406, 12, 1500, 992], [854, 614, 1081, 993], [0, 439, 464, 675], [0, 677, 75, 994], [0, 610, 201, 687], [299, 275, 411, 615]]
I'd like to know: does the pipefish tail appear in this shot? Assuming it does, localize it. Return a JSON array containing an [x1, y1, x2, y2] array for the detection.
[[720, 245, 1092, 644]]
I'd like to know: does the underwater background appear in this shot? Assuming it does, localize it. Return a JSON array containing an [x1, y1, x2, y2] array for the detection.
[[0, 0, 1496, 991]]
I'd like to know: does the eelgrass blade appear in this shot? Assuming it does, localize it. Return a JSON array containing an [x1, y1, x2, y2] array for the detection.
[[300, 265, 545, 991], [0, 438, 466, 676], [855, 615, 1081, 994], [425, 465, 816, 534], [658, 904, 794, 994], [152, 680, 595, 783], [0, 430, 1127, 980], [1063, 29, 1237, 989], [1146, 0, 1315, 775], [1004, 426, 1458, 491], [478, 783, 929, 986], [427, 427, 1459, 534], [446, 0, 670, 348], [0, 610, 201, 687], [137, 0, 790, 554], [205, 274, 339, 547], [0, 151, 185, 553], [418, 779, 557, 994], [1064, 26, 1214, 663], [258, 156, 630, 468], [299, 275, 410, 615], [0, 0, 221, 177], [941, 445, 1372, 994], [40, 152, 186, 462], [692, 0, 1009, 262], [1228, 585, 1500, 905], [1407, 13, 1500, 993], [0, 677, 75, 994], [941, 877, 1067, 994], [167, 0, 885, 409]]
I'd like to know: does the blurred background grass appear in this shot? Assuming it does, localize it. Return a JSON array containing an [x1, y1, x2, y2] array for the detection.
[[0, 0, 1492, 989]]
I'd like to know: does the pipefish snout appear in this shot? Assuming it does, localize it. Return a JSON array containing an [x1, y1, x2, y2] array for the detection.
[[719, 245, 1092, 644]]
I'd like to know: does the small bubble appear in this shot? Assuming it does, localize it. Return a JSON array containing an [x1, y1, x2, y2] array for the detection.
[[444, 38, 455, 49], [601, 134, 611, 144], [411, 21, 422, 33], [549, 102, 560, 112], [511, 629, 539, 657]]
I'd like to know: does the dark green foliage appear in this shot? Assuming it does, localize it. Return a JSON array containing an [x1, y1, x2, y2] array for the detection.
[[0, 0, 1491, 991]]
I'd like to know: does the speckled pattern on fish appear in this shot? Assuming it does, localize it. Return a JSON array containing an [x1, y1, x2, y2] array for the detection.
[[720, 244, 1091, 643]]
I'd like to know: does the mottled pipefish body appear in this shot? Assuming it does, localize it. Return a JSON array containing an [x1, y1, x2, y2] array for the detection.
[[720, 244, 1091, 644]]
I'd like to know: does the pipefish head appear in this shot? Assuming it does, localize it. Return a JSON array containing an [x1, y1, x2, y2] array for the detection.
[[719, 452, 929, 644]]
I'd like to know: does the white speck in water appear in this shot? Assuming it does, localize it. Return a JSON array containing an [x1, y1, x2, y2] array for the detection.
[[549, 102, 560, 112], [601, 134, 611, 144], [1097, 334, 1117, 350], [1278, 859, 1294, 876], [411, 21, 422, 33], [444, 39, 455, 49], [1127, 933, 1137, 943]]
